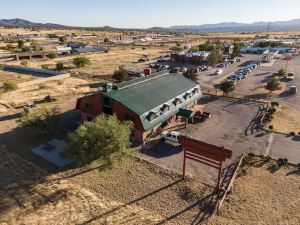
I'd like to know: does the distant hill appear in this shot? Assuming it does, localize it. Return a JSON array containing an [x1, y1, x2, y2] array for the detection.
[[1, 18, 300, 32], [169, 19, 300, 32], [0, 18, 66, 28]]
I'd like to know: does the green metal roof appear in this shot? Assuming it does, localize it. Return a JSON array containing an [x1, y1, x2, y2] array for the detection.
[[103, 72, 202, 131]]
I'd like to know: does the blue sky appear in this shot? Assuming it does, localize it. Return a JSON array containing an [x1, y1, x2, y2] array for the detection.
[[1, 0, 300, 28]]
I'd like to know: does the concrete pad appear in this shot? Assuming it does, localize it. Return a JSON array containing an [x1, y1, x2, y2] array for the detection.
[[31, 139, 74, 168]]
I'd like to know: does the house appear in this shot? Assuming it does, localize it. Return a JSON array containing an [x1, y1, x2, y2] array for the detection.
[[76, 71, 202, 143]]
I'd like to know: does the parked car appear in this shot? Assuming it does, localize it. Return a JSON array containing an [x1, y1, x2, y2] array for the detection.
[[181, 67, 188, 72], [236, 58, 241, 62], [286, 72, 295, 81], [194, 110, 211, 119], [214, 69, 223, 75], [161, 131, 180, 143], [217, 63, 226, 67], [290, 86, 297, 94]]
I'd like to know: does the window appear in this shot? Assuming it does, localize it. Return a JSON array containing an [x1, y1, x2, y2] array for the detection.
[[173, 98, 182, 106], [103, 96, 110, 106], [147, 111, 158, 121], [85, 102, 93, 110], [160, 104, 170, 114], [103, 106, 113, 115], [183, 93, 191, 100]]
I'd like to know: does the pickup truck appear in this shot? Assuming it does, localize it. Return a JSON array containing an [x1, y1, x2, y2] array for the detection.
[[161, 131, 180, 143], [194, 110, 211, 119]]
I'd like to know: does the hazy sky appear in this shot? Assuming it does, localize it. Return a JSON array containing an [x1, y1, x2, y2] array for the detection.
[[1, 0, 300, 28]]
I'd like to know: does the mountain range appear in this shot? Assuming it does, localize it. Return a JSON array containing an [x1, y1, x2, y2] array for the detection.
[[1, 18, 300, 32]]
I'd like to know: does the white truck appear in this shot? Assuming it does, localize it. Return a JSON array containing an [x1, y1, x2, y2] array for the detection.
[[161, 131, 180, 143]]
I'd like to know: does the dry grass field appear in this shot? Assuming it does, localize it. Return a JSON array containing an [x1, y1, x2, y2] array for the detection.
[[268, 105, 300, 133], [212, 157, 300, 225]]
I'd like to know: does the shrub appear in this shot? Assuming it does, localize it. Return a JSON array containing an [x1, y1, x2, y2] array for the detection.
[[297, 163, 300, 170], [262, 155, 272, 162], [20, 59, 29, 67], [269, 125, 273, 130], [268, 107, 276, 114], [220, 80, 235, 93], [56, 62, 64, 70], [112, 68, 128, 82], [57, 80, 64, 85], [265, 78, 281, 93], [41, 64, 49, 70], [38, 83, 47, 89], [277, 158, 288, 167], [290, 132, 295, 136], [73, 56, 91, 68], [3, 80, 17, 91], [48, 52, 57, 59], [271, 101, 279, 107], [18, 105, 60, 136]]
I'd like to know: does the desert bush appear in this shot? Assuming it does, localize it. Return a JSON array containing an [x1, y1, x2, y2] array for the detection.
[[73, 56, 91, 68], [290, 132, 296, 136], [41, 64, 49, 70], [20, 59, 29, 67], [271, 101, 279, 107], [56, 62, 64, 70], [269, 125, 273, 130], [48, 52, 57, 59], [38, 83, 47, 89], [277, 158, 288, 167], [3, 80, 17, 91]]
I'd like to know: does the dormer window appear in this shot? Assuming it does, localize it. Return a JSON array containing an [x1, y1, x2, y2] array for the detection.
[[146, 111, 158, 121], [173, 98, 182, 106], [160, 104, 170, 114], [183, 92, 191, 100], [192, 87, 199, 94]]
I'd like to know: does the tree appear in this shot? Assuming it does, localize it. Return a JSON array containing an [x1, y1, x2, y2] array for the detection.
[[56, 62, 64, 70], [18, 106, 60, 136], [58, 36, 67, 44], [67, 115, 133, 167], [112, 68, 128, 82], [220, 81, 235, 93], [265, 78, 282, 93], [21, 46, 31, 52], [3, 80, 17, 91], [17, 39, 24, 49], [231, 42, 244, 57], [48, 52, 57, 59], [276, 68, 287, 78], [104, 38, 110, 44], [183, 68, 198, 83], [207, 49, 224, 65], [73, 56, 91, 68], [0, 64, 4, 70], [170, 42, 184, 52], [20, 59, 29, 67]]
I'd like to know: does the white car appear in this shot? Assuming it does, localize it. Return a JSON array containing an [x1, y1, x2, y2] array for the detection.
[[161, 131, 180, 143], [214, 69, 223, 75], [286, 72, 295, 81]]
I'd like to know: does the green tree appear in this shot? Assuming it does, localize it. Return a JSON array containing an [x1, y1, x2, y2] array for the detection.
[[21, 46, 31, 52], [0, 64, 4, 70], [231, 41, 245, 57], [183, 68, 198, 83], [20, 59, 29, 67], [48, 52, 57, 59], [104, 38, 110, 43], [56, 62, 64, 70], [67, 115, 133, 167], [73, 56, 91, 68], [112, 68, 128, 82], [220, 81, 235, 93], [265, 78, 282, 93], [19, 106, 60, 136], [58, 36, 67, 44], [3, 80, 17, 91], [276, 68, 287, 78], [17, 39, 24, 49], [170, 42, 184, 52], [207, 49, 224, 65]]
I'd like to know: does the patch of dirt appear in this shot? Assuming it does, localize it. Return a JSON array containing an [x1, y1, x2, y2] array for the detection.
[[212, 161, 300, 225], [269, 105, 300, 133], [0, 147, 215, 225]]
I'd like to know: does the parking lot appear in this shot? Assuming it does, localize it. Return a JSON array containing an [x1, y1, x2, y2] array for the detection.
[[137, 94, 300, 185]]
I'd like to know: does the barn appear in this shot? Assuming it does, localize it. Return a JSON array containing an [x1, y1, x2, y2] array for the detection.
[[76, 71, 202, 143]]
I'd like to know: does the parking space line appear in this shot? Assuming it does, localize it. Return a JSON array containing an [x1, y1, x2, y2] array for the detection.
[[265, 132, 274, 156]]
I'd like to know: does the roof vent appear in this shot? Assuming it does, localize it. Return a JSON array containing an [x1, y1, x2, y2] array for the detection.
[[103, 83, 113, 92]]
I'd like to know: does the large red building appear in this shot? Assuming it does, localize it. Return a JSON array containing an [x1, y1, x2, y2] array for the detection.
[[76, 71, 202, 143]]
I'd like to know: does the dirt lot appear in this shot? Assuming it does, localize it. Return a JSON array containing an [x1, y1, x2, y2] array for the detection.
[[212, 157, 300, 225], [0, 144, 216, 225], [268, 105, 300, 133]]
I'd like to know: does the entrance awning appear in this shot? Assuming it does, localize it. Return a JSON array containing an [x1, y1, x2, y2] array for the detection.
[[177, 108, 196, 118]]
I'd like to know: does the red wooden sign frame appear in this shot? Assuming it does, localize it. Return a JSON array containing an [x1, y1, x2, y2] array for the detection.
[[179, 136, 232, 191]]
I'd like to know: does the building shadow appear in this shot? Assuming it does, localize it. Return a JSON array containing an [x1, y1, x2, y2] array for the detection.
[[140, 142, 182, 158]]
